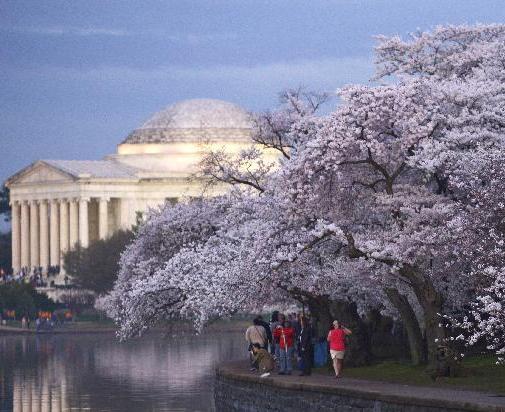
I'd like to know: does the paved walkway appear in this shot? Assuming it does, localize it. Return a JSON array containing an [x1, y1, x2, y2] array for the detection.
[[218, 361, 505, 412]]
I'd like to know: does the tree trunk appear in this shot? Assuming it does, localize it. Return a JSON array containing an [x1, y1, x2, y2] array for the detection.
[[384, 288, 427, 365], [305, 294, 333, 339], [400, 266, 446, 365], [419, 290, 446, 364]]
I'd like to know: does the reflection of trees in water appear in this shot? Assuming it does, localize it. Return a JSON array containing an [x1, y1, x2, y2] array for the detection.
[[93, 332, 243, 390], [0, 332, 244, 412]]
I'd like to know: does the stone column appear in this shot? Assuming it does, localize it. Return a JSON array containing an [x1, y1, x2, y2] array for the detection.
[[49, 200, 60, 267], [98, 197, 109, 239], [30, 200, 40, 270], [59, 199, 69, 266], [79, 198, 89, 248], [39, 200, 49, 274], [69, 198, 79, 249], [119, 198, 135, 230], [20, 201, 30, 269], [11, 201, 21, 272]]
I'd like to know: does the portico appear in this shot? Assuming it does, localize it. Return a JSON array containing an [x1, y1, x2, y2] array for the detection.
[[6, 159, 213, 281], [8, 184, 113, 276]]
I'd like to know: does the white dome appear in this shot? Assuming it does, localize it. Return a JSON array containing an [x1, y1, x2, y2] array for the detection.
[[122, 99, 253, 144], [141, 99, 252, 129]]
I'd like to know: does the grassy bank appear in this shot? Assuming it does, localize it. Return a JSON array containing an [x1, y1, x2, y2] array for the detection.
[[340, 355, 505, 395]]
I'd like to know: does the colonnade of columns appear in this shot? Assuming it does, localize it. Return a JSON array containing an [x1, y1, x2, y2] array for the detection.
[[10, 197, 110, 274]]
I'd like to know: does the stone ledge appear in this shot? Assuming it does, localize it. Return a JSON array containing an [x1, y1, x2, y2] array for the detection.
[[215, 361, 505, 412]]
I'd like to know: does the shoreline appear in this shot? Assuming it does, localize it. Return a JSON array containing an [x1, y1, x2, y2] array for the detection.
[[215, 360, 505, 412], [0, 324, 117, 335], [0, 319, 249, 335]]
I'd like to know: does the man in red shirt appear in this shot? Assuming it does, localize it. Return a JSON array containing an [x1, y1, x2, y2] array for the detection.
[[327, 320, 352, 378], [273, 320, 295, 375]]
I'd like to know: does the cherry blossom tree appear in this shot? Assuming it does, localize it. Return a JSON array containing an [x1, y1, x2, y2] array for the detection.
[[102, 195, 236, 339], [373, 23, 505, 363], [374, 24, 505, 81], [104, 23, 505, 366], [444, 152, 505, 363], [274, 80, 470, 364], [251, 88, 330, 159], [261, 24, 505, 364], [459, 271, 505, 364]]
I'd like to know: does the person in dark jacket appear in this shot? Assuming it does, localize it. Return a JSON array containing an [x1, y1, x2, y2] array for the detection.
[[298, 316, 314, 376], [255, 316, 273, 352]]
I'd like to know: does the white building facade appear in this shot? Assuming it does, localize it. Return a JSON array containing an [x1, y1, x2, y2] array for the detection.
[[6, 99, 274, 283]]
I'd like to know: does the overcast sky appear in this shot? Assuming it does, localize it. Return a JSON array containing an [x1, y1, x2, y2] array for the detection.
[[1, 0, 505, 190]]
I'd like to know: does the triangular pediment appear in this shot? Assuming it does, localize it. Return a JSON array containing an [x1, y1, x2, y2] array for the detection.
[[6, 161, 76, 186]]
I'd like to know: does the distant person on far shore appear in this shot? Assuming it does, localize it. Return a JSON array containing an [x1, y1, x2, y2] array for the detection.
[[327, 320, 352, 378], [274, 320, 295, 375], [251, 343, 275, 377], [65, 311, 73, 322]]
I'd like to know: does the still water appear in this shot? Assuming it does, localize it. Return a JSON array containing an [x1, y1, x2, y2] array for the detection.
[[0, 331, 245, 412]]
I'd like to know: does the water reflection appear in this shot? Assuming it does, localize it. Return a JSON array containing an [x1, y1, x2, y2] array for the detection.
[[0, 332, 244, 412]]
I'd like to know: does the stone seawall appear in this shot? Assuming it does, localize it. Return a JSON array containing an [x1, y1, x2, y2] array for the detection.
[[214, 362, 505, 412]]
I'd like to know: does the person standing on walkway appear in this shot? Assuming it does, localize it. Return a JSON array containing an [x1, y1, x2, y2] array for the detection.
[[327, 320, 352, 378], [245, 317, 268, 350], [270, 312, 281, 357], [245, 318, 268, 370], [274, 313, 286, 359], [255, 315, 273, 353], [274, 320, 295, 375], [298, 316, 314, 376]]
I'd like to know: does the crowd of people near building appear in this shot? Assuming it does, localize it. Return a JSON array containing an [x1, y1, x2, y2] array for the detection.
[[245, 311, 352, 379], [0, 266, 65, 288], [1, 309, 74, 331], [0, 266, 47, 287]]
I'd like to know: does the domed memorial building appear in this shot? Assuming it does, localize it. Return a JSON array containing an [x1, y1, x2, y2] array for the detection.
[[6, 99, 271, 282]]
